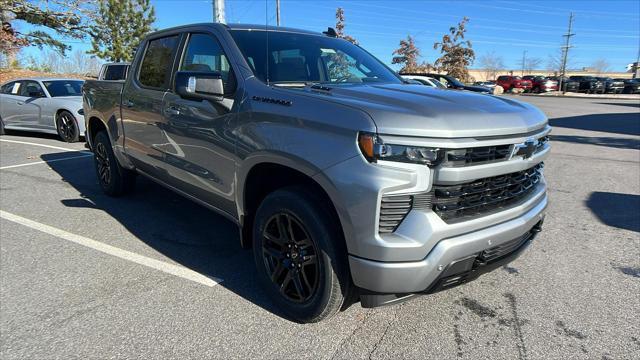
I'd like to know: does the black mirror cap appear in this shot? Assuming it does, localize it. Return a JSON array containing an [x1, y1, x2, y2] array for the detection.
[[175, 71, 224, 101]]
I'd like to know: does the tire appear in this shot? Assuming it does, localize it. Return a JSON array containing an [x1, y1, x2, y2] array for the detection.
[[93, 131, 136, 196], [252, 186, 350, 323], [56, 110, 80, 142], [0, 117, 5, 135]]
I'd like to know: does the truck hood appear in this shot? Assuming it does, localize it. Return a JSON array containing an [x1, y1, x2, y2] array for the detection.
[[305, 83, 547, 138]]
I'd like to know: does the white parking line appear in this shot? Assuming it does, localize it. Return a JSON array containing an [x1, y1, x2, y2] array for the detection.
[[0, 139, 82, 152], [0, 154, 93, 170], [0, 210, 222, 288]]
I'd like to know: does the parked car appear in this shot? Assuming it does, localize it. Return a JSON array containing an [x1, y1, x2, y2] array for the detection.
[[496, 75, 533, 92], [97, 62, 130, 81], [420, 73, 493, 94], [401, 74, 447, 89], [83, 23, 549, 323], [0, 78, 85, 142], [527, 76, 558, 93], [545, 76, 578, 92], [594, 77, 623, 94], [616, 78, 640, 94], [473, 81, 496, 88], [569, 76, 605, 94]]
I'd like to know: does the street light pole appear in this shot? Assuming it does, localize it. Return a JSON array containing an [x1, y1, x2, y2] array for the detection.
[[213, 0, 225, 24], [521, 50, 527, 76], [276, 0, 281, 26], [559, 12, 574, 94]]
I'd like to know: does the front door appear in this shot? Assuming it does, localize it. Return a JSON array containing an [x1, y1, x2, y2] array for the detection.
[[160, 32, 238, 216]]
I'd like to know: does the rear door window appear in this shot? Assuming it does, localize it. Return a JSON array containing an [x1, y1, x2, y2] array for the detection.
[[0, 81, 19, 94], [138, 35, 180, 89], [103, 65, 129, 80]]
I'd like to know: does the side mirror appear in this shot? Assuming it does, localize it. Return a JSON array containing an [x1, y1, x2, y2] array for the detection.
[[175, 71, 224, 101]]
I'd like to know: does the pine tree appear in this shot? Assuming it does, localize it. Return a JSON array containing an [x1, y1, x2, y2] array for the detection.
[[88, 0, 155, 62], [433, 17, 475, 82], [1, 0, 93, 59]]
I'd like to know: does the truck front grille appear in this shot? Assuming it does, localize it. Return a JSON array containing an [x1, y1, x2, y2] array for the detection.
[[444, 136, 548, 167], [432, 163, 543, 222]]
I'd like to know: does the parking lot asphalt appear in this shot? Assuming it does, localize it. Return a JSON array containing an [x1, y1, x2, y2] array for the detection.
[[1, 96, 639, 359]]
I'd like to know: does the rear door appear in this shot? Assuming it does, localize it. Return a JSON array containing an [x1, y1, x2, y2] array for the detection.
[[13, 80, 46, 129], [160, 31, 239, 215], [121, 33, 182, 177], [0, 81, 22, 126]]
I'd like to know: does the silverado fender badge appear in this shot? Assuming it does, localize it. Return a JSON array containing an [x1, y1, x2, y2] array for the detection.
[[511, 138, 538, 159], [252, 95, 293, 107]]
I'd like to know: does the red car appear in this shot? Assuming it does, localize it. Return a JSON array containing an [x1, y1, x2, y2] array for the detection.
[[523, 76, 558, 92], [496, 75, 533, 92]]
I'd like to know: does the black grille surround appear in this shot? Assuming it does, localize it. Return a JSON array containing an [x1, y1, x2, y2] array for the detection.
[[432, 163, 544, 222], [444, 135, 549, 167]]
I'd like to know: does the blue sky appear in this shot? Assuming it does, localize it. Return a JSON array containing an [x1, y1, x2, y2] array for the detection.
[[18, 0, 640, 71]]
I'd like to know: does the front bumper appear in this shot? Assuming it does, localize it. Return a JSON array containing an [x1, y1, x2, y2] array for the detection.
[[349, 191, 546, 295]]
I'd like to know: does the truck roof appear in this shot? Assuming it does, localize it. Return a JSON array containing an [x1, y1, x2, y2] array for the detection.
[[149, 22, 322, 37]]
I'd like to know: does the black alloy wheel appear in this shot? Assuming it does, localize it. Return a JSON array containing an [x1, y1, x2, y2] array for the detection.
[[94, 141, 112, 187], [261, 212, 320, 303], [56, 110, 79, 142]]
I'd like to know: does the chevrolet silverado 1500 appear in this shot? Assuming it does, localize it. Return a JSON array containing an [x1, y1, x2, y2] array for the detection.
[[83, 23, 549, 323]]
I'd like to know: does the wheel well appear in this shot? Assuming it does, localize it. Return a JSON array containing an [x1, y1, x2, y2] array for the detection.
[[241, 163, 343, 249], [87, 117, 107, 145]]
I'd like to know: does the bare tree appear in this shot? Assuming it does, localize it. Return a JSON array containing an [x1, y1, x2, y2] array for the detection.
[[479, 51, 504, 80], [520, 56, 542, 74], [590, 58, 610, 75], [547, 48, 574, 75]]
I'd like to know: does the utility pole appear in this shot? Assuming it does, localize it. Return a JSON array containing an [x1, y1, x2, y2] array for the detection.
[[559, 12, 574, 94], [276, 0, 281, 26], [213, 0, 225, 24], [521, 50, 527, 76]]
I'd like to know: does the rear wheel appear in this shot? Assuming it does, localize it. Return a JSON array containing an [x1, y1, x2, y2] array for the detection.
[[252, 187, 350, 323], [93, 131, 136, 196], [56, 110, 80, 142], [0, 116, 5, 135]]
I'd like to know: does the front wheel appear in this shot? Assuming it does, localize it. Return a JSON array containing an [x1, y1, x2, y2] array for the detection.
[[56, 110, 80, 142], [93, 131, 136, 196], [252, 186, 350, 323]]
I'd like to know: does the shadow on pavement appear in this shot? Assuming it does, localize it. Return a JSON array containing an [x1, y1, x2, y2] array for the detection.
[[549, 112, 640, 136], [586, 192, 640, 233], [595, 102, 640, 109], [41, 151, 290, 320], [549, 134, 640, 150]]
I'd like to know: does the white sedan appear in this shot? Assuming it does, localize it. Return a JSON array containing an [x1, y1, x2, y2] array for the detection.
[[0, 78, 85, 142], [401, 75, 447, 89]]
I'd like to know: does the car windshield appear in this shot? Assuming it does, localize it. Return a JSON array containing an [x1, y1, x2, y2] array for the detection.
[[229, 30, 401, 86], [430, 78, 447, 88], [42, 80, 83, 97]]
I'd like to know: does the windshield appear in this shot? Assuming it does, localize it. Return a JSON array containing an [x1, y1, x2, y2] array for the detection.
[[42, 80, 83, 97], [430, 78, 447, 88], [229, 30, 401, 86]]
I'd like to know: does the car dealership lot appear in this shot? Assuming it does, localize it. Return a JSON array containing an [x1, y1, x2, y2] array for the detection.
[[1, 97, 638, 359]]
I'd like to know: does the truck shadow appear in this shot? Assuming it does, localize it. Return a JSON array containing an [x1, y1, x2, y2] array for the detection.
[[586, 192, 640, 233], [42, 152, 290, 320], [549, 112, 640, 136], [549, 134, 640, 150]]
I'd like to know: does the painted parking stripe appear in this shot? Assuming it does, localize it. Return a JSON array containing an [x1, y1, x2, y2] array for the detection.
[[0, 210, 222, 288], [0, 153, 93, 170], [0, 139, 83, 152]]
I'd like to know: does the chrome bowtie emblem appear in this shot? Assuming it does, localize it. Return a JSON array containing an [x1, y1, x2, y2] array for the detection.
[[511, 138, 538, 159]]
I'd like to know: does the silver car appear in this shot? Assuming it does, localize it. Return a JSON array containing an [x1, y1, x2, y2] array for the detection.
[[0, 78, 85, 142]]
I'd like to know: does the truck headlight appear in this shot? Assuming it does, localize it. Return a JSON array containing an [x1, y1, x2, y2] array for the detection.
[[358, 132, 443, 166]]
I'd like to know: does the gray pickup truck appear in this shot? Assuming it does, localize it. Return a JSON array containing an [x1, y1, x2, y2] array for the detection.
[[83, 23, 549, 323]]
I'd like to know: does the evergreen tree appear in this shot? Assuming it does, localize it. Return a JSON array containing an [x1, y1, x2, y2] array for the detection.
[[433, 17, 475, 82], [1, 0, 93, 59], [88, 0, 155, 62]]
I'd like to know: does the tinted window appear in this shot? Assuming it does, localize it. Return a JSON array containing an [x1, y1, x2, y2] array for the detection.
[[18, 81, 45, 97], [0, 81, 18, 94], [139, 36, 180, 89], [42, 80, 84, 97], [229, 30, 400, 86], [180, 33, 234, 92], [103, 64, 129, 80]]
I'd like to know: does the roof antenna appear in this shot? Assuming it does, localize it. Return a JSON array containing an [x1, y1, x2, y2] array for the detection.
[[323, 27, 338, 38]]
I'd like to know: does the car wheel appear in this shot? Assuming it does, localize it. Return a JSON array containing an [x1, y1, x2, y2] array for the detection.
[[56, 110, 80, 142], [93, 131, 136, 196], [0, 116, 5, 135], [252, 186, 350, 323]]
